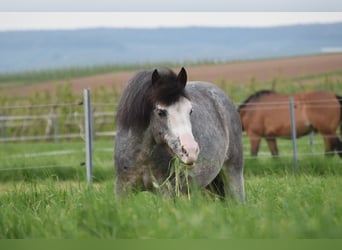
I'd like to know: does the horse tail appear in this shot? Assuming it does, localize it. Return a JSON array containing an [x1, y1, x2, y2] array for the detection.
[[332, 95, 342, 157], [337, 95, 342, 137]]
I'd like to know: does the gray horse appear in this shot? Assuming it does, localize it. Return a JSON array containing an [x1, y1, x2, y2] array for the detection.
[[114, 67, 245, 201]]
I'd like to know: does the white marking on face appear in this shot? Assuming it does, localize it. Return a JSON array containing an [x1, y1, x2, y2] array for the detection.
[[156, 96, 199, 164], [156, 96, 193, 137]]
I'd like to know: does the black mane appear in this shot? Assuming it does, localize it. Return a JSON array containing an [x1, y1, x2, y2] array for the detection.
[[116, 68, 187, 130], [237, 90, 274, 111]]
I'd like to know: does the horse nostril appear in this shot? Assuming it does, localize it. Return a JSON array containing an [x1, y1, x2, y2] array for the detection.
[[181, 145, 189, 156]]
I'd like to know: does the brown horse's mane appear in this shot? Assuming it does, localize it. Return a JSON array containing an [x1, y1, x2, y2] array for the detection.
[[116, 68, 187, 130], [237, 90, 274, 111]]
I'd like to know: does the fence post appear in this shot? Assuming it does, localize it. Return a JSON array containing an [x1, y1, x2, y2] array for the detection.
[[289, 96, 298, 171], [309, 131, 315, 151], [1, 113, 6, 142], [84, 88, 93, 184]]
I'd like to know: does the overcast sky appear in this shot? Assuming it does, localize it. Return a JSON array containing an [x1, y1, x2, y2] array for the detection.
[[1, 12, 342, 31], [1, 0, 342, 11], [1, 0, 342, 31]]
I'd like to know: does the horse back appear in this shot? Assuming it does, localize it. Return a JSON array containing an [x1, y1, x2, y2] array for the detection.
[[185, 82, 243, 185], [240, 92, 292, 137], [240, 90, 340, 137]]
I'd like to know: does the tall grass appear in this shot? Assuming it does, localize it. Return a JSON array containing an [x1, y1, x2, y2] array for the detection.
[[0, 172, 341, 238], [0, 140, 341, 238], [0, 66, 342, 238]]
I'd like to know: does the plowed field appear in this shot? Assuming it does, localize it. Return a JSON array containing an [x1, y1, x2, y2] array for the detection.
[[4, 53, 342, 96]]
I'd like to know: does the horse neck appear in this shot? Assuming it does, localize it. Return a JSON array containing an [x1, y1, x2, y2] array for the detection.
[[238, 108, 247, 120], [130, 126, 155, 164]]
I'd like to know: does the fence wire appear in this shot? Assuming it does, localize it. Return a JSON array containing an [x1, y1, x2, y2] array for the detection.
[[0, 164, 82, 172], [1, 102, 115, 142], [1, 97, 341, 174]]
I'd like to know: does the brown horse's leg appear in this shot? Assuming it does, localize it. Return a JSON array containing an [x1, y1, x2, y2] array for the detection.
[[323, 135, 335, 156], [336, 138, 342, 158], [326, 136, 342, 158], [250, 136, 261, 156], [266, 138, 279, 156]]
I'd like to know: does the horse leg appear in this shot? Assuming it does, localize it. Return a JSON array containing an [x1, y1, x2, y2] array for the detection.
[[211, 151, 245, 202], [206, 170, 225, 198], [206, 165, 245, 202], [322, 135, 336, 156], [266, 138, 279, 156], [226, 161, 246, 202], [250, 136, 261, 156], [336, 138, 342, 158], [324, 135, 342, 158]]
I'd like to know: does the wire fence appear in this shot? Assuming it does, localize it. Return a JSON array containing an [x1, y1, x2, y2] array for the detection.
[[0, 92, 116, 181], [0, 102, 116, 143], [1, 96, 340, 143], [1, 91, 341, 180], [1, 97, 340, 145]]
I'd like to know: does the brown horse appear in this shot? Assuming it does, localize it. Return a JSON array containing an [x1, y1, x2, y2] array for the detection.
[[238, 90, 342, 157]]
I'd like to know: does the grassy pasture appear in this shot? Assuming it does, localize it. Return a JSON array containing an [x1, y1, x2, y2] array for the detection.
[[0, 63, 342, 238], [0, 138, 341, 238]]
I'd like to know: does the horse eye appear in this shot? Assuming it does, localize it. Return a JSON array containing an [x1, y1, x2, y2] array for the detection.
[[190, 108, 193, 115], [157, 109, 167, 117]]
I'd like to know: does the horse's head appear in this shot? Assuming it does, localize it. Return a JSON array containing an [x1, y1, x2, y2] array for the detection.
[[149, 68, 200, 166]]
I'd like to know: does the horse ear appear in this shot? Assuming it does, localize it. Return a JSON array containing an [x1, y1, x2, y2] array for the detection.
[[177, 67, 187, 87], [152, 69, 160, 85]]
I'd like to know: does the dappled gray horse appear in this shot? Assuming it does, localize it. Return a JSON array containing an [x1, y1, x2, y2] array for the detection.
[[114, 68, 245, 201]]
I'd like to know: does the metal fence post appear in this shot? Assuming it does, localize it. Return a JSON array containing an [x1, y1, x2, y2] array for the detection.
[[289, 96, 298, 171], [84, 88, 93, 184], [309, 131, 315, 152]]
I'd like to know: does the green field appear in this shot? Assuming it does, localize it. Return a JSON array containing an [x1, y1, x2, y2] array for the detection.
[[1, 64, 342, 238], [1, 68, 342, 141], [0, 138, 341, 238]]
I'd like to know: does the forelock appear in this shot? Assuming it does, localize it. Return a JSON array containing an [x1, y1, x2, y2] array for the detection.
[[149, 70, 186, 105]]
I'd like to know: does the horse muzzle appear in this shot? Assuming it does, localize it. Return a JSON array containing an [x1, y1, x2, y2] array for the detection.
[[178, 134, 200, 165]]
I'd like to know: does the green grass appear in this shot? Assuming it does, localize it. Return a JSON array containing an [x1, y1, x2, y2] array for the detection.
[[0, 172, 341, 238], [0, 139, 341, 238], [1, 64, 342, 238], [0, 141, 114, 183]]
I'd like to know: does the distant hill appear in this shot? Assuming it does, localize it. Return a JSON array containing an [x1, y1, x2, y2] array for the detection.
[[0, 23, 342, 73]]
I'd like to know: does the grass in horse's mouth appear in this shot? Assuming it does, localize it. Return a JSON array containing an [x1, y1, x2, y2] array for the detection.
[[152, 156, 191, 199], [184, 162, 195, 169]]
